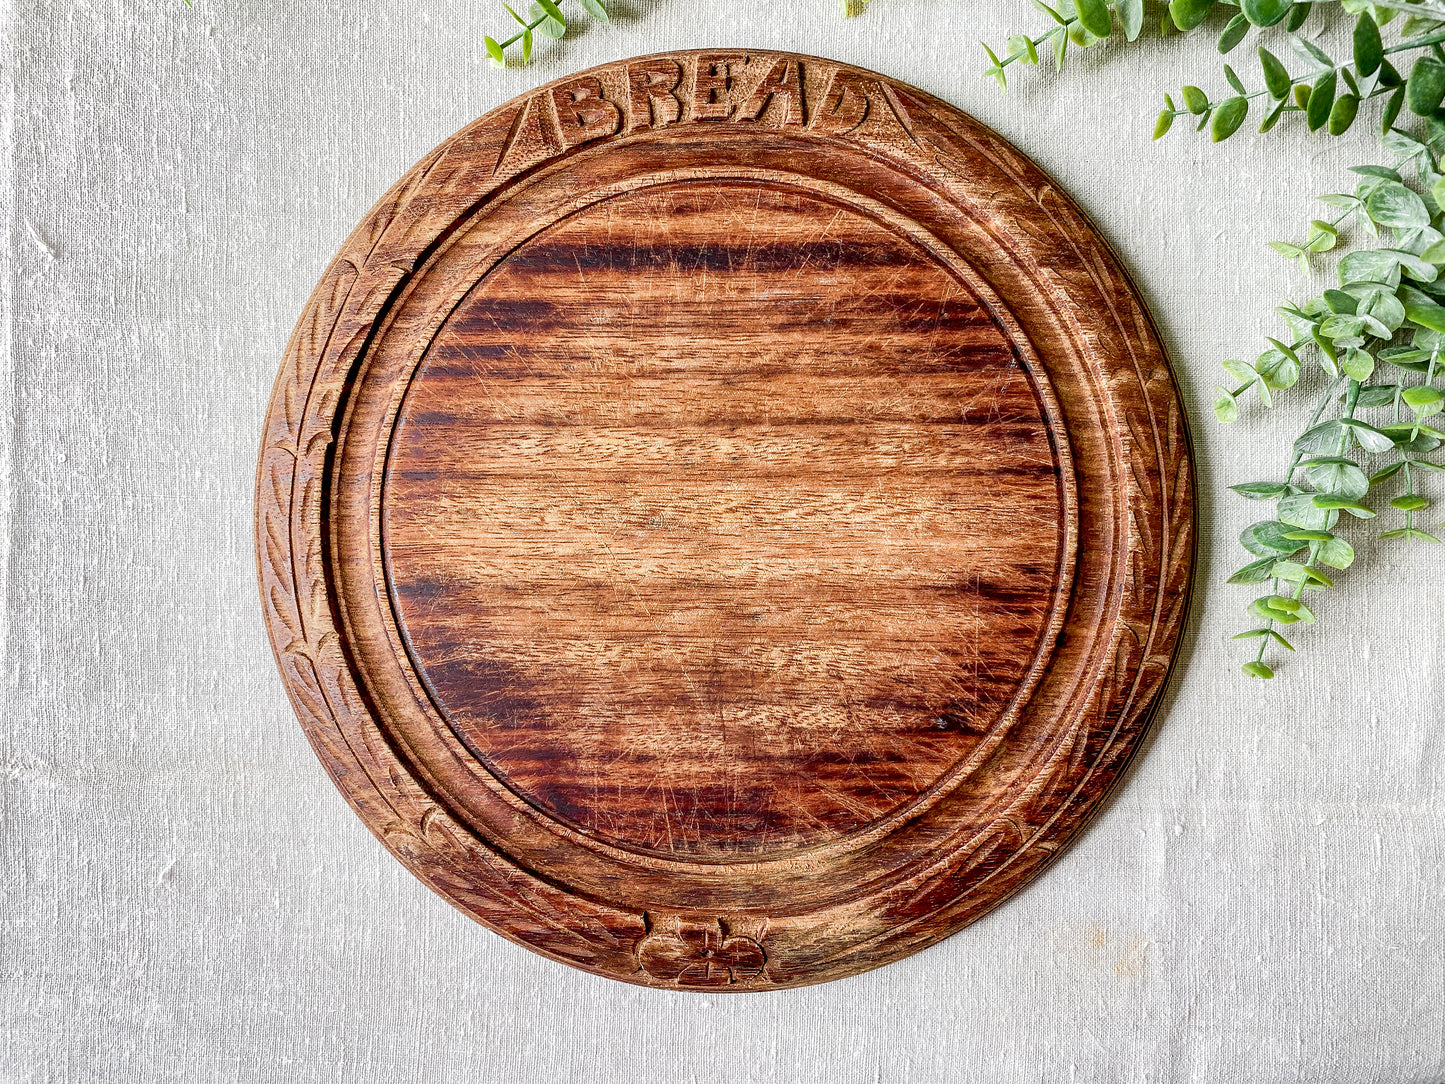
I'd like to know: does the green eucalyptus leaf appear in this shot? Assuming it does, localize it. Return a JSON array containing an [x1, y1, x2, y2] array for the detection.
[[1304, 457, 1369, 498], [1075, 0, 1113, 38], [1231, 481, 1294, 500], [1220, 13, 1250, 53], [1319, 313, 1367, 345], [1243, 0, 1292, 25], [1182, 85, 1210, 114], [1306, 69, 1336, 132], [1354, 12, 1383, 76], [1212, 96, 1249, 141], [1118, 0, 1145, 40], [1376, 249, 1433, 283], [1407, 55, 1445, 116], [1286, 2, 1310, 31], [1404, 385, 1445, 415], [1339, 249, 1399, 285], [1171, 0, 1216, 31], [1377, 346, 1432, 373], [1356, 288, 1405, 334], [1342, 347, 1376, 381], [1364, 181, 1431, 229], [1214, 386, 1240, 423], [1383, 128, 1426, 158], [1354, 383, 1398, 408], [1290, 35, 1333, 70], [1242, 519, 1308, 556], [578, 0, 610, 21], [1351, 165, 1403, 182], [1279, 489, 1335, 529], [1406, 298, 1445, 331], [1225, 63, 1248, 94], [1329, 93, 1359, 136], [1269, 629, 1296, 651], [1295, 420, 1343, 456], [1228, 556, 1280, 584], [1222, 357, 1256, 384], [1251, 593, 1301, 618], [1381, 424, 1444, 453], [1323, 289, 1357, 314], [1032, 0, 1067, 24], [1381, 526, 1443, 541], [1307, 220, 1339, 252], [1311, 328, 1341, 376], [1380, 421, 1445, 440], [1340, 417, 1398, 452], [983, 43, 1008, 90], [1154, 109, 1176, 140], [1392, 492, 1431, 510], [1316, 534, 1355, 568], [484, 34, 505, 63], [1312, 495, 1377, 516], [1393, 282, 1434, 311], [1381, 88, 1404, 134], [1242, 660, 1276, 679], [530, 1, 566, 35], [522, 24, 533, 61], [1370, 460, 1406, 484], [1340, 248, 1433, 284], [1257, 347, 1301, 390], [1259, 47, 1293, 98]]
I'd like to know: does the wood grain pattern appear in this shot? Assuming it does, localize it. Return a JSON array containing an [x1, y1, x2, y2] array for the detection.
[[255, 51, 1194, 990]]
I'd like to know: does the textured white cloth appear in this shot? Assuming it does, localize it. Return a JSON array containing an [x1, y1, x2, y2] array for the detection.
[[3, 2, 1442, 1081]]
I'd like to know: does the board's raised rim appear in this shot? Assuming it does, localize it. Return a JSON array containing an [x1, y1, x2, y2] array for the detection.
[[254, 48, 1196, 990]]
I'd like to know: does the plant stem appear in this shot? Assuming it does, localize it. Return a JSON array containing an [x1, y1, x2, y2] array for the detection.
[[499, 12, 548, 48]]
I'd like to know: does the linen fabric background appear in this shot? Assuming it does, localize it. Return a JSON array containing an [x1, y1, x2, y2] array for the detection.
[[2, 2, 1442, 1081]]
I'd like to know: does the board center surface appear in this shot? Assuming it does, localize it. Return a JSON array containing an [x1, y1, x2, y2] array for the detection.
[[381, 180, 1064, 861]]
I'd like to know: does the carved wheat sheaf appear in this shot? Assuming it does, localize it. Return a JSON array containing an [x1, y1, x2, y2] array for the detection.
[[255, 50, 1194, 989]]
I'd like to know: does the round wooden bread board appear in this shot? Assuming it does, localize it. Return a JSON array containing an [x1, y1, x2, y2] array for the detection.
[[256, 51, 1194, 990]]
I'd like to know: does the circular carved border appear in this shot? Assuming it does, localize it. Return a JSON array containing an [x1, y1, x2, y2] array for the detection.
[[255, 51, 1194, 990]]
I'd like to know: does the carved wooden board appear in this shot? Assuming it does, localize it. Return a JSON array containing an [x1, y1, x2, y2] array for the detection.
[[256, 51, 1194, 990]]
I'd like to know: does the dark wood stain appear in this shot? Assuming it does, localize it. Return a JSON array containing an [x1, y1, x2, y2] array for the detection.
[[256, 51, 1193, 991]]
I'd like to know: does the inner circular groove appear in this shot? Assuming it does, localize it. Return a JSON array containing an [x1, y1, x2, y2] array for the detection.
[[381, 180, 1065, 861]]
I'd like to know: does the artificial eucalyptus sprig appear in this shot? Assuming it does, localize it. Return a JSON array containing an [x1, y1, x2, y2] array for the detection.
[[1152, 8, 1445, 142], [985, 1, 1445, 145], [1218, 124, 1445, 677], [1268, 124, 1444, 265], [483, 0, 609, 67], [983, 0, 1320, 94]]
